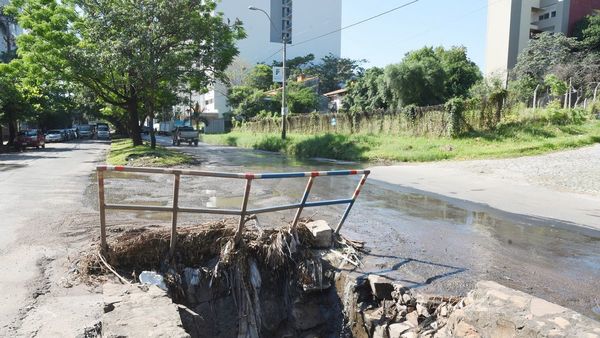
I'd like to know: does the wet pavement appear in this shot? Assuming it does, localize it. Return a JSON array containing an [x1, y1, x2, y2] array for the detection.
[[102, 135, 600, 319]]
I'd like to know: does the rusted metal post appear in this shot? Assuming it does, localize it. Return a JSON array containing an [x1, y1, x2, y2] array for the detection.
[[335, 173, 369, 234], [169, 173, 181, 258], [97, 169, 108, 254], [292, 176, 315, 230], [235, 178, 253, 243]]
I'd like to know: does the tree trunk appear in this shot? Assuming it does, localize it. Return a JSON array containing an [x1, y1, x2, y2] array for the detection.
[[149, 113, 156, 149], [0, 124, 4, 149], [7, 113, 17, 147], [127, 91, 142, 146]]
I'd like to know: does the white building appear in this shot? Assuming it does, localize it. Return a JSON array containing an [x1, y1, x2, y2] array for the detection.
[[485, 0, 600, 78], [197, 0, 342, 131]]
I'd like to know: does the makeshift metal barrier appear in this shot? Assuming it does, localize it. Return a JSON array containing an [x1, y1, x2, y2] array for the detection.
[[97, 165, 370, 256]]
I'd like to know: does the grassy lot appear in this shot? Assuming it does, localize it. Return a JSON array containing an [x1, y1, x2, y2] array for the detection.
[[107, 139, 193, 166], [203, 120, 600, 162]]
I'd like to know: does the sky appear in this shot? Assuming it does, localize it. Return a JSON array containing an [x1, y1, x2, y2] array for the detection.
[[341, 0, 490, 71]]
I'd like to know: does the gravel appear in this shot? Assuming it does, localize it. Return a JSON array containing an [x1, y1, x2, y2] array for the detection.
[[451, 144, 600, 197]]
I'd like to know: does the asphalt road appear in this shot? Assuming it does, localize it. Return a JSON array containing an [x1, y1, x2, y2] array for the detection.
[[0, 136, 598, 337], [0, 140, 109, 336]]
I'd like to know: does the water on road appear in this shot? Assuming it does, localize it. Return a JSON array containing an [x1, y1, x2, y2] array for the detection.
[[100, 136, 600, 319]]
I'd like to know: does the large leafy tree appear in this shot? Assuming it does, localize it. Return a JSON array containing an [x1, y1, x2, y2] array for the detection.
[[9, 0, 244, 146], [244, 64, 274, 91], [435, 46, 481, 99], [384, 47, 446, 107], [344, 67, 390, 112], [306, 54, 365, 94], [512, 32, 579, 81]]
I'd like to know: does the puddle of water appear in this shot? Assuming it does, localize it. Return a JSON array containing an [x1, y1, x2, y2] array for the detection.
[[206, 196, 244, 209]]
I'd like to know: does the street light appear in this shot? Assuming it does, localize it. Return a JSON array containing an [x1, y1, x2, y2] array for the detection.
[[249, 5, 288, 140]]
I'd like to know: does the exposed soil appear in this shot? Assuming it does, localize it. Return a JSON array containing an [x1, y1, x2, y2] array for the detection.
[[83, 220, 353, 337]]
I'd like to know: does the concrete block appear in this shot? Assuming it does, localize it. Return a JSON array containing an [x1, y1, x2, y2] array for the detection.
[[388, 322, 413, 338], [305, 220, 333, 248]]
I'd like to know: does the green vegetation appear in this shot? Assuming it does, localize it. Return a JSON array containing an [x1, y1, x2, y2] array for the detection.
[[204, 116, 600, 162], [107, 139, 192, 167], [6, 0, 244, 148]]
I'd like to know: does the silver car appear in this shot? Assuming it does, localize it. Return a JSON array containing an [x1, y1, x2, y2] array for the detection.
[[45, 130, 64, 142], [96, 125, 111, 140]]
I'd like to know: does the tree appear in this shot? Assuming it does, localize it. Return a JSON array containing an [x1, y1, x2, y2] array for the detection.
[[227, 85, 274, 119], [384, 47, 446, 107], [344, 67, 390, 112], [0, 60, 34, 146], [512, 32, 579, 81], [10, 0, 244, 147], [572, 14, 600, 52], [305, 54, 365, 94], [435, 46, 481, 99], [244, 64, 273, 91]]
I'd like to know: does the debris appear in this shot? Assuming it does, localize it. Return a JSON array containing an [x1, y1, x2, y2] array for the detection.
[[305, 220, 333, 248], [139, 271, 167, 291], [97, 252, 132, 285], [368, 274, 395, 300]]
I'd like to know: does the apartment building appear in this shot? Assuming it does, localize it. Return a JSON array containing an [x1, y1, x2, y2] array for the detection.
[[485, 0, 600, 77], [193, 0, 342, 132], [0, 0, 21, 57]]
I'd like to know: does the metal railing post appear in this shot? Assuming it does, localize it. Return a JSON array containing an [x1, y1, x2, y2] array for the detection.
[[292, 176, 315, 230], [169, 173, 181, 258], [235, 178, 253, 243], [97, 169, 108, 254], [335, 173, 369, 234]]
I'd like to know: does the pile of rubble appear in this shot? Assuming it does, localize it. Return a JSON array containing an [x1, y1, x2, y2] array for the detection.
[[351, 275, 463, 338]]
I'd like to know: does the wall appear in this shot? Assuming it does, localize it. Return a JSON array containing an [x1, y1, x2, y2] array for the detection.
[[238, 105, 485, 137], [568, 0, 600, 34]]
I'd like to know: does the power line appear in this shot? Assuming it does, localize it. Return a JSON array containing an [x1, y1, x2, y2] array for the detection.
[[292, 0, 421, 47]]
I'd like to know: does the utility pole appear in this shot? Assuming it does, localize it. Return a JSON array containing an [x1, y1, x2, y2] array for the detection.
[[281, 38, 287, 139], [249, 1, 291, 140]]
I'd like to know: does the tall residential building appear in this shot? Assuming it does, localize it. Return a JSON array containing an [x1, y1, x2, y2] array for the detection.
[[485, 0, 600, 77], [0, 0, 21, 56], [194, 0, 342, 130]]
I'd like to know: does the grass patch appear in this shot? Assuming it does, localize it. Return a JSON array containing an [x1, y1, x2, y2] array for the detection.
[[108, 139, 193, 166], [203, 120, 600, 163]]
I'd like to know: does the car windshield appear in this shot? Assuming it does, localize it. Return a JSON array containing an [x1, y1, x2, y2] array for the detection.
[[97, 126, 109, 131], [79, 126, 91, 131], [48, 130, 61, 134], [20, 130, 38, 136]]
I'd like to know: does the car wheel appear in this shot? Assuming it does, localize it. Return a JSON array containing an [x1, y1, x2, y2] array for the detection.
[[36, 146, 39, 149], [42, 144, 45, 149], [194, 140, 198, 146], [177, 140, 181, 146]]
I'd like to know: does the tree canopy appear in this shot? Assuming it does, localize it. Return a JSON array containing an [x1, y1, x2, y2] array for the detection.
[[8, 0, 244, 145]]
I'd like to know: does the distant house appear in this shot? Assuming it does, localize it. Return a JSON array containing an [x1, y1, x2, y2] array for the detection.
[[323, 88, 348, 113]]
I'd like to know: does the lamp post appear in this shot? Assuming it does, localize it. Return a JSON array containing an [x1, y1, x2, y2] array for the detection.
[[249, 5, 287, 139]]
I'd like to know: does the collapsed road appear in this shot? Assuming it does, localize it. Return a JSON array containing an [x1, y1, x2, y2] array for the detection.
[[0, 136, 598, 336]]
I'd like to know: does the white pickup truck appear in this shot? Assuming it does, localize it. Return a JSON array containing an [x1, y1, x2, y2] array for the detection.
[[172, 126, 199, 146]]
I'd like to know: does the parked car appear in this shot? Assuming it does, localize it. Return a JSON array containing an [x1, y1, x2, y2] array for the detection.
[[78, 125, 93, 138], [45, 129, 65, 142], [96, 124, 111, 140], [172, 126, 199, 146], [16, 129, 45, 149]]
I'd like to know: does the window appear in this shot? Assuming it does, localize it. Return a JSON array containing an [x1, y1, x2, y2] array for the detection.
[[539, 15, 544, 21], [551, 11, 556, 17], [544, 13, 550, 19]]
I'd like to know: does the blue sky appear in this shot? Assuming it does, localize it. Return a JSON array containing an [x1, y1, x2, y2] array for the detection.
[[341, 0, 489, 71]]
